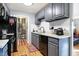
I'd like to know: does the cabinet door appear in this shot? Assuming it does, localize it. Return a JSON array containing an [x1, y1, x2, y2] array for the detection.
[[53, 3, 69, 20], [35, 13, 41, 25], [35, 8, 45, 25], [64, 3, 69, 17], [53, 3, 64, 19], [48, 42, 59, 56], [45, 4, 53, 22], [32, 33, 36, 46], [35, 34, 39, 49], [38, 9, 45, 20], [32, 33, 39, 49]]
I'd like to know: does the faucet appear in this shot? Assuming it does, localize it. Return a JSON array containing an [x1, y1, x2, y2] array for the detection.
[[39, 27, 45, 33]]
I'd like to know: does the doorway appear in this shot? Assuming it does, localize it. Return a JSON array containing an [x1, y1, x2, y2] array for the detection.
[[17, 17, 28, 41], [73, 19, 79, 56]]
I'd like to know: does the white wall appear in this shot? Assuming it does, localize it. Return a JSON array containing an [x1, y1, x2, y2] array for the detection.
[[10, 10, 35, 43], [49, 18, 71, 34], [3, 3, 10, 14], [72, 3, 79, 19]]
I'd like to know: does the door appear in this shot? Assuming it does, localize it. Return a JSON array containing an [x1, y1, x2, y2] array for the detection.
[[53, 3, 64, 19], [48, 42, 59, 56], [35, 8, 45, 25], [37, 9, 45, 20], [53, 3, 69, 20], [45, 4, 53, 22], [31, 33, 39, 49], [35, 13, 41, 25], [17, 17, 28, 43]]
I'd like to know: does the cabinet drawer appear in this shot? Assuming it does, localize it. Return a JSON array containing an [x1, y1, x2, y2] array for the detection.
[[48, 42, 59, 56], [48, 37, 59, 44]]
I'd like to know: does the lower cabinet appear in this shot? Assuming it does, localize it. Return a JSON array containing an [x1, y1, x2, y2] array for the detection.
[[48, 37, 59, 56], [31, 33, 70, 56], [31, 33, 39, 49], [48, 42, 58, 56], [0, 44, 8, 56], [48, 37, 70, 56]]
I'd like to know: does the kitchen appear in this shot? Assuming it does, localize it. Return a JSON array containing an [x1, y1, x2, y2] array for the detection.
[[0, 3, 77, 56]]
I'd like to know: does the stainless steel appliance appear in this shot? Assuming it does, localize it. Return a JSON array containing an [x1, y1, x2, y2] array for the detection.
[[39, 35, 48, 56], [7, 16, 17, 56]]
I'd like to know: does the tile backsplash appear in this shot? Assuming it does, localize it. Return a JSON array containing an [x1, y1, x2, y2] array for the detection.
[[32, 18, 70, 35]]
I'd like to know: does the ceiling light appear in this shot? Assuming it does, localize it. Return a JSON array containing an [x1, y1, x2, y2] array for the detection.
[[24, 3, 32, 6]]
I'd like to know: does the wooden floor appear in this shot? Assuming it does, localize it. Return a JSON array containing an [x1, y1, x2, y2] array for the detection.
[[74, 44, 79, 49], [73, 44, 79, 56], [11, 39, 43, 56], [73, 50, 79, 56]]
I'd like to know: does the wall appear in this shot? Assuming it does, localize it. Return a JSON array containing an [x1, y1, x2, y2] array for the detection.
[[33, 18, 71, 35], [3, 3, 10, 15], [49, 18, 71, 34], [72, 3, 79, 19], [10, 10, 35, 43]]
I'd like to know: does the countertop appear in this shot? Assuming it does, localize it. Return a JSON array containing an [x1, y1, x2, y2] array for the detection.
[[32, 32, 70, 38], [0, 39, 9, 48], [6, 33, 14, 35]]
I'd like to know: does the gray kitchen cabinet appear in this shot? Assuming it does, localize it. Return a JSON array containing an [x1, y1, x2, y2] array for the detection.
[[48, 42, 58, 56], [48, 37, 70, 56], [35, 3, 69, 24], [44, 3, 69, 22], [45, 4, 53, 22], [35, 8, 45, 25], [37, 8, 45, 20], [53, 3, 69, 20], [35, 13, 41, 25], [31, 33, 39, 49], [48, 37, 59, 56]]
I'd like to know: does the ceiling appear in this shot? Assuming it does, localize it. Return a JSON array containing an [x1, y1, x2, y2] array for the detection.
[[6, 3, 48, 14]]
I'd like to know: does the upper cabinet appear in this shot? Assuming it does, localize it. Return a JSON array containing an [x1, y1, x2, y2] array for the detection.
[[53, 3, 69, 20], [35, 13, 41, 25], [35, 3, 69, 25], [45, 4, 53, 22], [35, 8, 45, 25], [45, 3, 69, 22], [37, 8, 45, 20]]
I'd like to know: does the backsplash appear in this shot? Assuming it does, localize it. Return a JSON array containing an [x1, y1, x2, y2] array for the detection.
[[31, 18, 70, 35], [49, 18, 71, 34]]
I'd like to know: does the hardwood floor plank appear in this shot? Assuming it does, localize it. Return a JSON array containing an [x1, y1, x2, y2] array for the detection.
[[11, 39, 43, 56], [74, 44, 79, 49]]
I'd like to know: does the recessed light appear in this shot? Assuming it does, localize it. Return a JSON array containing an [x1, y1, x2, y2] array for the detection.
[[24, 3, 32, 6]]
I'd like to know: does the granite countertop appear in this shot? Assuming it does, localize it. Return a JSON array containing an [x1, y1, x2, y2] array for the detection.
[[32, 32, 70, 38], [0, 39, 9, 48]]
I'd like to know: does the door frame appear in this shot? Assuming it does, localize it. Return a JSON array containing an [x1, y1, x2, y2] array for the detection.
[[16, 17, 28, 44]]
